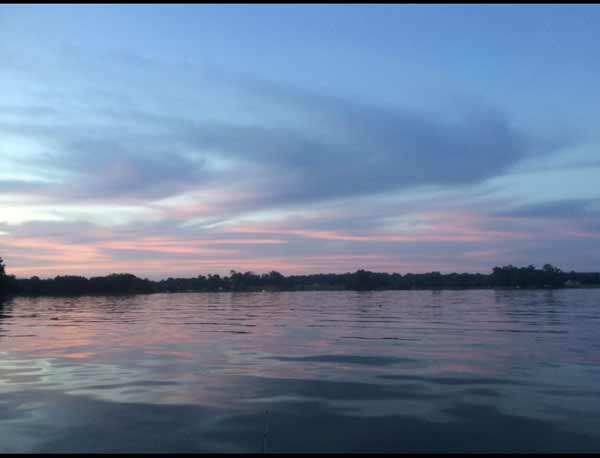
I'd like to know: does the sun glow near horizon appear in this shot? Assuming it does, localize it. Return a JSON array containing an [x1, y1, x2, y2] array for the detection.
[[1, 4, 600, 278]]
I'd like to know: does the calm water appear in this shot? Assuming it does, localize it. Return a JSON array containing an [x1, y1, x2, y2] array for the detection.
[[1, 289, 600, 452]]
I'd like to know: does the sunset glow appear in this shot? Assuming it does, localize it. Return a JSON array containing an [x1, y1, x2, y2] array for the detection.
[[1, 4, 599, 278]]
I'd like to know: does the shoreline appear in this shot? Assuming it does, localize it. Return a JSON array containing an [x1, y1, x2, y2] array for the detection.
[[2, 264, 599, 298], [3, 284, 599, 300]]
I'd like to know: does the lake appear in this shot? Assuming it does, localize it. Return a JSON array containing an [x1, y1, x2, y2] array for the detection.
[[1, 289, 600, 452]]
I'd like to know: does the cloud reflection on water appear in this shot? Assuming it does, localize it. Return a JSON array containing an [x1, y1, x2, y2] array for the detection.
[[1, 290, 600, 451]]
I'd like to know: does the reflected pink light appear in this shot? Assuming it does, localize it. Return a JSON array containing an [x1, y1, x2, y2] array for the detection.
[[61, 351, 98, 359]]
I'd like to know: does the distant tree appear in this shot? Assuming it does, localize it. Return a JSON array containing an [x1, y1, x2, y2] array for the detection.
[[229, 270, 244, 291], [349, 269, 375, 291], [2, 263, 598, 297], [541, 264, 563, 287], [262, 271, 285, 290], [0, 257, 14, 295]]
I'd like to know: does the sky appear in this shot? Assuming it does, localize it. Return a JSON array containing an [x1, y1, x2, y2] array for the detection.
[[1, 4, 600, 279]]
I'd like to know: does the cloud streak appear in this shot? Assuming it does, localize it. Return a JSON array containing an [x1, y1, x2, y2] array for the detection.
[[0, 39, 598, 277]]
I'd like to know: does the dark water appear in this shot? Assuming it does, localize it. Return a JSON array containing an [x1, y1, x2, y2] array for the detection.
[[1, 289, 600, 452]]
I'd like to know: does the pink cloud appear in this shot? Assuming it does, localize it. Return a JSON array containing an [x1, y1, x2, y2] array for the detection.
[[2, 206, 598, 279], [223, 211, 534, 243]]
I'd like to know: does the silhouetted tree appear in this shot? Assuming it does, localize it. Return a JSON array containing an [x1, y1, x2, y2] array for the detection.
[[0, 257, 17, 295], [2, 262, 598, 297], [0, 257, 6, 294], [349, 270, 375, 291], [262, 271, 286, 290]]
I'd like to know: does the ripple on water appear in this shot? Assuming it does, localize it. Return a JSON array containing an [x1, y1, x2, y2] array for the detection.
[[1, 289, 600, 452]]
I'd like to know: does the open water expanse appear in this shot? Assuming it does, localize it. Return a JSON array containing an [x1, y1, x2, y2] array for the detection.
[[1, 289, 600, 452]]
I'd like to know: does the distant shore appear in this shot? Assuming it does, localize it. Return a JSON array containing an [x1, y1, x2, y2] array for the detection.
[[2, 263, 599, 298]]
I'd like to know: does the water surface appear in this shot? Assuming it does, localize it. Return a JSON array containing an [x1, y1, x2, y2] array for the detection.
[[1, 290, 600, 452]]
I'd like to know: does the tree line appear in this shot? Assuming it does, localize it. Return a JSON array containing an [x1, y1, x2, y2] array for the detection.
[[0, 257, 599, 297]]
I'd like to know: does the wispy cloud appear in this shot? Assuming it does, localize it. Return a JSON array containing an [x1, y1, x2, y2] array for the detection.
[[0, 35, 598, 277]]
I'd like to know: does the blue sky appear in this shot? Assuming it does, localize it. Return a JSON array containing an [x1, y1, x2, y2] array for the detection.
[[1, 4, 599, 278]]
